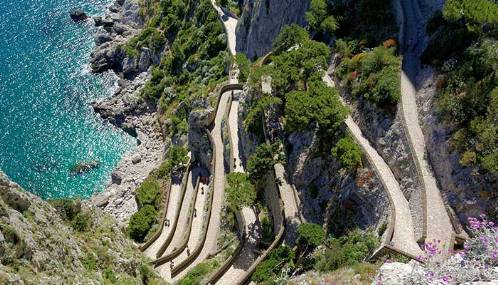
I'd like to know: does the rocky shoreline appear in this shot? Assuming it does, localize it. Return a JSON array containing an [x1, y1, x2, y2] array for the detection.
[[81, 0, 166, 224]]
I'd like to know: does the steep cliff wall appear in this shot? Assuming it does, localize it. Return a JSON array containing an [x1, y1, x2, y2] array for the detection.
[[236, 0, 310, 59], [0, 171, 163, 284]]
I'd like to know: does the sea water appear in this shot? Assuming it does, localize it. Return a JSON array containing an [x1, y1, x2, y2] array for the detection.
[[0, 0, 135, 198]]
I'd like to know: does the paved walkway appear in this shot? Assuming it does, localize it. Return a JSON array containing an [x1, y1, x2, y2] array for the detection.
[[144, 180, 183, 259], [274, 163, 302, 244], [228, 97, 244, 173], [323, 73, 423, 257], [216, 207, 260, 285], [172, 90, 232, 281], [157, 169, 197, 262], [210, 0, 237, 55], [399, 0, 455, 256]]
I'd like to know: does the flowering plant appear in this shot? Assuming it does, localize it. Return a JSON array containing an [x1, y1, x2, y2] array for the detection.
[[375, 215, 498, 284]]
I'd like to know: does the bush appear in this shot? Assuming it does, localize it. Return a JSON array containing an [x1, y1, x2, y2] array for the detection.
[[332, 136, 363, 170], [285, 80, 348, 138], [314, 229, 379, 272], [49, 198, 82, 221], [135, 178, 161, 209], [247, 143, 283, 182], [252, 245, 295, 283], [297, 223, 325, 249], [128, 205, 158, 242], [157, 146, 189, 178], [177, 260, 219, 285], [71, 212, 92, 232], [225, 173, 256, 211], [235, 53, 250, 83]]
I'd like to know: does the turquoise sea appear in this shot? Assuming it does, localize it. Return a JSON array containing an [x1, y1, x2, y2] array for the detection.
[[0, 0, 135, 198]]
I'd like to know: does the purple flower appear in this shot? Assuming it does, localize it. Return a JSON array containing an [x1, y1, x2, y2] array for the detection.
[[441, 276, 451, 284]]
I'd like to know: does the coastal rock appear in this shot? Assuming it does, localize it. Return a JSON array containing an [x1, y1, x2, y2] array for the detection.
[[69, 9, 88, 22], [94, 33, 112, 45], [93, 16, 103, 26], [131, 154, 141, 164], [90, 42, 125, 73]]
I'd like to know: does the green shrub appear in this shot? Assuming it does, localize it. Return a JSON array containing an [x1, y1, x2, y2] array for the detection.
[[252, 245, 295, 283], [247, 143, 283, 182], [314, 229, 379, 272], [285, 80, 348, 138], [272, 24, 309, 55], [297, 223, 325, 249], [235, 53, 250, 83], [226, 173, 257, 211], [49, 198, 82, 221], [128, 205, 158, 242], [82, 252, 98, 271], [157, 146, 189, 178], [71, 212, 92, 232], [135, 178, 161, 209], [332, 136, 363, 170], [177, 259, 219, 285]]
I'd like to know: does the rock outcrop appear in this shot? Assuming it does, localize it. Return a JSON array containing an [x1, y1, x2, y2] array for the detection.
[[0, 171, 164, 284], [70, 9, 88, 22], [236, 0, 310, 59], [86, 0, 166, 224]]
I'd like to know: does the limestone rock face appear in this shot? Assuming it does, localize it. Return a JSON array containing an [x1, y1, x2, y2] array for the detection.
[[0, 171, 162, 284], [236, 0, 310, 59], [188, 100, 215, 170]]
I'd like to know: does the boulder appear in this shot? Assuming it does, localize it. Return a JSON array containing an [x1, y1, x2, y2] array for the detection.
[[69, 9, 88, 22], [93, 16, 103, 26], [138, 48, 152, 72], [94, 33, 112, 45]]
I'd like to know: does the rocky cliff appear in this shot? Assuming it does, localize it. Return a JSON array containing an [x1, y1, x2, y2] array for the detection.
[[0, 171, 164, 284], [236, 0, 310, 59]]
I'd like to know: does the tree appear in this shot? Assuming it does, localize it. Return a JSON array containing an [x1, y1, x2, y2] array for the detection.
[[272, 24, 309, 54], [306, 0, 338, 35], [332, 136, 363, 170], [135, 178, 161, 209], [225, 173, 257, 211], [247, 143, 283, 182], [297, 223, 325, 249], [128, 205, 158, 242]]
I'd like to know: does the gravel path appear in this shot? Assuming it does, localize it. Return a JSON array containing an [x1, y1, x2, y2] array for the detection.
[[210, 0, 237, 55], [399, 0, 455, 256], [144, 180, 183, 259], [324, 73, 423, 257]]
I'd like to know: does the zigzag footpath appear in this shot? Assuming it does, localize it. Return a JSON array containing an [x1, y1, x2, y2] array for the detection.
[[171, 85, 232, 282], [204, 90, 263, 285], [143, 179, 184, 259], [153, 169, 199, 265], [323, 73, 424, 258], [398, 0, 459, 256]]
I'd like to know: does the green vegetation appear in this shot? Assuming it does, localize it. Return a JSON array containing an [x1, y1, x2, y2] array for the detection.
[[252, 245, 295, 284], [128, 205, 158, 242], [235, 53, 250, 83], [332, 136, 363, 170], [243, 94, 282, 138], [128, 175, 164, 242], [422, 0, 498, 175], [297, 223, 326, 249], [336, 44, 401, 105], [285, 81, 348, 137], [247, 142, 283, 182], [49, 199, 92, 232], [306, 0, 338, 37], [325, 0, 398, 46], [121, 27, 165, 57], [157, 145, 189, 178], [225, 172, 257, 211], [128, 0, 229, 140], [135, 177, 161, 209], [314, 229, 379, 272], [177, 259, 219, 285]]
